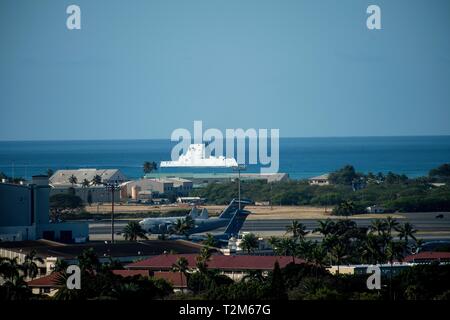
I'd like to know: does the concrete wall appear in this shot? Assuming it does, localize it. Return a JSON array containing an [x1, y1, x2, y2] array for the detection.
[[0, 183, 32, 227], [34, 185, 51, 225], [37, 222, 89, 242], [0, 179, 88, 243], [0, 225, 36, 241]]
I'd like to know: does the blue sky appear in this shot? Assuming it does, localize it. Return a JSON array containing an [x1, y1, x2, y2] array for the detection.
[[0, 0, 449, 140]]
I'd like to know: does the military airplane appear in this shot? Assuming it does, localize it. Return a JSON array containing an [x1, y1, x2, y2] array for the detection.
[[138, 198, 252, 235]]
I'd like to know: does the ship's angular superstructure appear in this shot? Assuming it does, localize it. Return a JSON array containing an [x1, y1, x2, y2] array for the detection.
[[160, 144, 238, 168]]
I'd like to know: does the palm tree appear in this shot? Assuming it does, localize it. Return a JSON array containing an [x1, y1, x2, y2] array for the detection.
[[143, 161, 158, 174], [296, 239, 314, 261], [384, 216, 399, 235], [171, 218, 186, 236], [361, 234, 385, 264], [329, 242, 347, 274], [2, 274, 30, 300], [396, 222, 417, 251], [54, 272, 81, 300], [0, 256, 23, 281], [239, 233, 259, 254], [314, 219, 334, 237], [268, 236, 282, 255], [171, 216, 195, 238], [309, 242, 327, 269], [285, 220, 308, 240], [77, 248, 100, 273], [0, 257, 31, 300], [171, 257, 189, 288], [52, 259, 69, 273], [196, 246, 212, 273], [68, 174, 78, 187], [370, 219, 388, 236], [277, 238, 298, 263], [123, 221, 149, 241], [22, 250, 44, 279], [333, 200, 356, 216], [91, 174, 102, 186], [386, 240, 405, 299], [202, 233, 218, 247], [81, 179, 90, 188]]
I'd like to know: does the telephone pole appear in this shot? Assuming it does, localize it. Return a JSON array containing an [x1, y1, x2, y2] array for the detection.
[[105, 183, 120, 243]]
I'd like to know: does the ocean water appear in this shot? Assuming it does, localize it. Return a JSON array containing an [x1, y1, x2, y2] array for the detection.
[[0, 136, 449, 180]]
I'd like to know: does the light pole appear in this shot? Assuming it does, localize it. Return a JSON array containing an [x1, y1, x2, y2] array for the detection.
[[232, 165, 246, 210], [105, 182, 120, 244]]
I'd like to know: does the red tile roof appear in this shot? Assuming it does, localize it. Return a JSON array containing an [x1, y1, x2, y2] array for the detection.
[[27, 270, 149, 288], [153, 271, 187, 288], [111, 270, 149, 277], [126, 254, 302, 271], [27, 272, 63, 288], [404, 251, 450, 263]]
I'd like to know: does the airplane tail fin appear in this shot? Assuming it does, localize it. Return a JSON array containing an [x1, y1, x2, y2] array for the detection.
[[223, 209, 250, 237], [218, 198, 252, 219], [189, 207, 208, 219], [199, 208, 209, 219], [188, 207, 200, 218]]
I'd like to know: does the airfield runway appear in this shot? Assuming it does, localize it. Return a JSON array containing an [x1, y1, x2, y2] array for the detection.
[[88, 212, 450, 241]]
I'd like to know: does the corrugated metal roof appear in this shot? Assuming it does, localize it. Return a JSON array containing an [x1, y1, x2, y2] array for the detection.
[[49, 169, 127, 186]]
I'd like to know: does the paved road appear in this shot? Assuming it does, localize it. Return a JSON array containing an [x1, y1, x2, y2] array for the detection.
[[88, 212, 450, 239]]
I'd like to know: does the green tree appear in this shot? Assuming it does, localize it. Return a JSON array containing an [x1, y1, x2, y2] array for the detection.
[[123, 221, 149, 241], [81, 179, 90, 188], [332, 200, 357, 216], [196, 246, 212, 273], [277, 238, 298, 263], [314, 219, 334, 237], [328, 165, 359, 185], [396, 222, 417, 250], [270, 261, 288, 300], [68, 174, 78, 187], [329, 242, 347, 274], [429, 163, 450, 181], [285, 220, 308, 240], [202, 233, 218, 247], [370, 219, 388, 236], [143, 161, 158, 174], [91, 174, 102, 186], [239, 233, 259, 254], [384, 216, 399, 235], [22, 250, 44, 279], [171, 257, 189, 289]]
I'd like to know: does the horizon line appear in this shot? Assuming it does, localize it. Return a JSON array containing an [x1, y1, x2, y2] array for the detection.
[[1, 134, 450, 143]]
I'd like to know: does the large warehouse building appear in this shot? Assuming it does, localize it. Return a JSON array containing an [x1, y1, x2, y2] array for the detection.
[[0, 175, 88, 242]]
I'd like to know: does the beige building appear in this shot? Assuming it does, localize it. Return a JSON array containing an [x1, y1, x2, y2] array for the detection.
[[50, 169, 128, 187], [121, 178, 193, 200], [308, 173, 330, 186]]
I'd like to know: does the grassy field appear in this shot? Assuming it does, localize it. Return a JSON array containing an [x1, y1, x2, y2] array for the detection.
[[83, 203, 404, 220]]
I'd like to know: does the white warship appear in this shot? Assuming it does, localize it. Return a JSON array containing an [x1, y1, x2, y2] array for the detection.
[[160, 144, 238, 168]]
